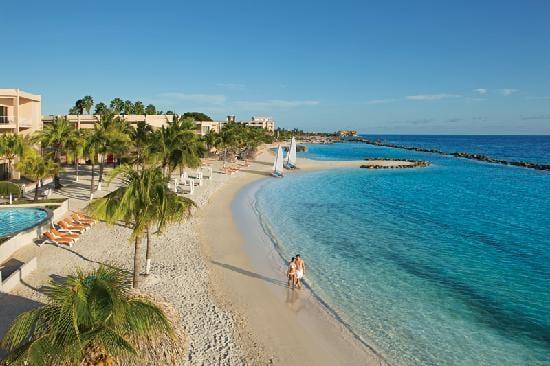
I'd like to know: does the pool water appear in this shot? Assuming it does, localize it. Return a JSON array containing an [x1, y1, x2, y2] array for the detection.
[[0, 208, 48, 238]]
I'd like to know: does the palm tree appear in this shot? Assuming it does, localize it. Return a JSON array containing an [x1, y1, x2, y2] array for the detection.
[[142, 171, 194, 275], [110, 97, 124, 114], [0, 265, 174, 366], [94, 102, 109, 115], [203, 129, 221, 154], [94, 112, 131, 188], [134, 101, 145, 115], [66, 128, 86, 182], [87, 166, 194, 287], [144, 104, 156, 115], [149, 117, 204, 176], [0, 134, 25, 179], [74, 99, 85, 115], [123, 100, 134, 115], [82, 95, 94, 114], [15, 152, 57, 201], [35, 116, 74, 189], [84, 127, 103, 199], [131, 121, 153, 169], [220, 123, 244, 167]]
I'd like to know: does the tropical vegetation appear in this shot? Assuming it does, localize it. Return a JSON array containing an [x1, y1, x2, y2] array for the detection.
[[0, 265, 175, 366], [87, 166, 195, 287], [0, 181, 21, 197], [2, 97, 274, 287], [35, 116, 74, 188], [15, 151, 58, 201], [0, 134, 26, 180]]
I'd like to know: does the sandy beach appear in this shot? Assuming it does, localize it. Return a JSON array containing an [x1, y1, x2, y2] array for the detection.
[[0, 147, 415, 365], [199, 147, 390, 366]]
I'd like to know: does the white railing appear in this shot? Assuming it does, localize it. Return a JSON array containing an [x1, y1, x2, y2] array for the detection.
[[0, 116, 36, 126], [0, 115, 15, 124]]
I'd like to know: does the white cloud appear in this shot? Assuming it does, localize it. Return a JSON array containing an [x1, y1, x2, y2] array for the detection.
[[234, 100, 320, 110], [406, 94, 461, 101], [498, 88, 518, 96], [366, 98, 396, 105], [160, 92, 226, 105], [474, 88, 487, 94]]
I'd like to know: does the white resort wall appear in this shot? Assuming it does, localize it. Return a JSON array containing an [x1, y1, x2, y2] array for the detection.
[[0, 257, 37, 294]]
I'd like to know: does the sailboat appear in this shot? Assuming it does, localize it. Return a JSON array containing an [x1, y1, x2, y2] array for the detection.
[[272, 145, 284, 177], [285, 137, 297, 169]]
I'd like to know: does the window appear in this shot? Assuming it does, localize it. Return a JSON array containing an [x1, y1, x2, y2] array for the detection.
[[0, 106, 7, 123]]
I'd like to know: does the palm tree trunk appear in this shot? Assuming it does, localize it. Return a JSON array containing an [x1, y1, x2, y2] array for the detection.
[[54, 151, 62, 189], [145, 226, 152, 275], [8, 159, 13, 180], [34, 181, 39, 201], [98, 157, 104, 190], [90, 163, 95, 200], [133, 235, 142, 288], [75, 150, 79, 183]]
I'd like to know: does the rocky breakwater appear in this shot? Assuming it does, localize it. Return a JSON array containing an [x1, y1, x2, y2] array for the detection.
[[360, 158, 430, 169], [346, 137, 549, 172], [450, 152, 550, 171]]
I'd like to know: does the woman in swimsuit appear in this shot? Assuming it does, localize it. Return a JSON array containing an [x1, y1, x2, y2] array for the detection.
[[287, 257, 297, 288]]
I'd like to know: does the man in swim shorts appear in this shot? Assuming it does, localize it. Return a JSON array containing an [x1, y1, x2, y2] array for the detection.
[[295, 254, 305, 289]]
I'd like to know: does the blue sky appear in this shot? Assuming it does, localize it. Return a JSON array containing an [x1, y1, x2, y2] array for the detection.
[[3, 0, 550, 134]]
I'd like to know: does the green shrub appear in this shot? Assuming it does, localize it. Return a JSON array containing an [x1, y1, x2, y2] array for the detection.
[[0, 181, 21, 197]]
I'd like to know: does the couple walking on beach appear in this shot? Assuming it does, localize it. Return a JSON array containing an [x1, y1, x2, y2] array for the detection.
[[287, 254, 305, 289]]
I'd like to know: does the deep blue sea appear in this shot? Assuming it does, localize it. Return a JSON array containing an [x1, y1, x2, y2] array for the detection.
[[254, 136, 550, 366]]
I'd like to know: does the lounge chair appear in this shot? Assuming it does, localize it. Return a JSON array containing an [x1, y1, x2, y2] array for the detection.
[[58, 219, 87, 233], [70, 213, 94, 225], [43, 231, 74, 248], [73, 212, 95, 222], [51, 228, 79, 241]]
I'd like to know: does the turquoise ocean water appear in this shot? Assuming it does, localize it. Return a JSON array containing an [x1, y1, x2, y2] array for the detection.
[[253, 137, 550, 365]]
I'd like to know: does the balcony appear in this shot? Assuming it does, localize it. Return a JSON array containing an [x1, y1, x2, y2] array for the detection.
[[0, 115, 35, 129], [18, 117, 34, 127], [0, 115, 15, 124]]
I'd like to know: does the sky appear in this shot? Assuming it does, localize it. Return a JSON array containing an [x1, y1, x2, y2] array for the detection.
[[3, 0, 550, 134]]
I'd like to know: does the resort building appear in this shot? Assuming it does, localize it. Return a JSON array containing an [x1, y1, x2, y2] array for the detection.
[[337, 130, 358, 137], [0, 89, 42, 136], [242, 116, 275, 132], [196, 121, 223, 135], [1, 89, 42, 180], [42, 114, 225, 137], [42, 114, 176, 130]]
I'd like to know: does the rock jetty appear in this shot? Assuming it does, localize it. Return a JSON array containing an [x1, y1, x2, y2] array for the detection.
[[360, 158, 430, 169], [345, 137, 549, 171]]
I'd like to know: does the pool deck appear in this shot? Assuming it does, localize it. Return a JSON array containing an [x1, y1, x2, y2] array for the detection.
[[0, 166, 122, 294]]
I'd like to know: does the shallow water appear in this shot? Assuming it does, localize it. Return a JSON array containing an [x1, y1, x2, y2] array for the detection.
[[254, 140, 550, 365]]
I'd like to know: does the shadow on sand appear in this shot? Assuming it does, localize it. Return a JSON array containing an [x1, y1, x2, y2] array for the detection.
[[240, 169, 273, 177], [210, 260, 288, 288]]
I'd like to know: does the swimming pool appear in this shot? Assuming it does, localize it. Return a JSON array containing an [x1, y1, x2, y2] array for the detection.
[[0, 208, 49, 238]]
